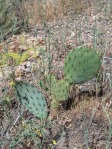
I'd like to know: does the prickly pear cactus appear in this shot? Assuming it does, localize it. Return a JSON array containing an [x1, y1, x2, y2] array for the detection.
[[15, 82, 48, 119], [64, 46, 101, 84], [54, 79, 69, 101], [47, 74, 69, 104]]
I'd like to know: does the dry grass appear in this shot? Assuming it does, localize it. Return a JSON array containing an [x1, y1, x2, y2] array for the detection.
[[55, 97, 112, 149], [25, 0, 92, 25]]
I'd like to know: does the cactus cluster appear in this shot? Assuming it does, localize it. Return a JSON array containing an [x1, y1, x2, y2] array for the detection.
[[64, 46, 101, 84], [14, 46, 101, 113], [15, 81, 48, 119]]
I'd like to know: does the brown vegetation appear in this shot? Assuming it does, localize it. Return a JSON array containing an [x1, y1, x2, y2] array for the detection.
[[26, 0, 91, 25]]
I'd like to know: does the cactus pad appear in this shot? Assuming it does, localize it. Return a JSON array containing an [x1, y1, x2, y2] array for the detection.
[[15, 82, 48, 119], [47, 74, 69, 102], [54, 79, 69, 101], [64, 47, 101, 84]]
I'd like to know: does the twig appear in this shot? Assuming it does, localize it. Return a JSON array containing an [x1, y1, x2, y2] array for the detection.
[[1, 113, 21, 139]]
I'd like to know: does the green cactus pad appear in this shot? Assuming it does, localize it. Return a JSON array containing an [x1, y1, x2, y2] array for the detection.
[[15, 82, 48, 119], [47, 74, 69, 102], [64, 47, 101, 84], [54, 79, 69, 101]]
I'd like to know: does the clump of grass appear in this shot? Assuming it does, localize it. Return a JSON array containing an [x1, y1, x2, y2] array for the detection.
[[27, 0, 91, 24]]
